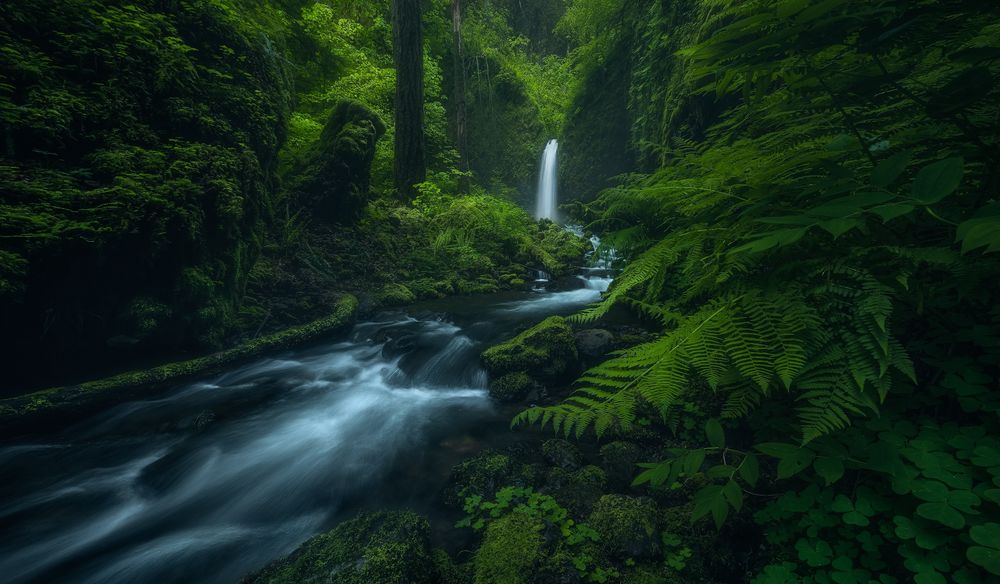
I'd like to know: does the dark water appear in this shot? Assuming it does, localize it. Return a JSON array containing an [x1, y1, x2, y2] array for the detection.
[[0, 275, 610, 584]]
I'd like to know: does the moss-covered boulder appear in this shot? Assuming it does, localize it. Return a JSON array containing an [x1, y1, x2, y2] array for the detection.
[[246, 511, 435, 583], [289, 100, 386, 225], [588, 495, 660, 560], [377, 283, 417, 306], [444, 451, 520, 507], [480, 316, 579, 381], [545, 464, 607, 516], [432, 549, 473, 584], [542, 439, 583, 471], [488, 372, 539, 403], [473, 513, 543, 584], [599, 441, 645, 490]]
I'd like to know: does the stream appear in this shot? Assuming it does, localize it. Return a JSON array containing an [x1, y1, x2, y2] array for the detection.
[[0, 261, 612, 583]]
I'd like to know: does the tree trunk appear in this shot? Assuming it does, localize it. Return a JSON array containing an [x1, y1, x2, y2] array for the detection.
[[451, 0, 469, 192], [392, 0, 426, 200]]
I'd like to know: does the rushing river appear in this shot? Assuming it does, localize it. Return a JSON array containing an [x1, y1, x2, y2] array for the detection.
[[0, 271, 611, 583]]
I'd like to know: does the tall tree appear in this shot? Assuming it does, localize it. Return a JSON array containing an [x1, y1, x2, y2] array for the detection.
[[451, 0, 469, 191], [392, 0, 426, 199]]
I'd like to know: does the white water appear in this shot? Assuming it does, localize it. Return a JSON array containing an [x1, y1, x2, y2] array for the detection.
[[0, 268, 614, 584], [535, 139, 559, 221]]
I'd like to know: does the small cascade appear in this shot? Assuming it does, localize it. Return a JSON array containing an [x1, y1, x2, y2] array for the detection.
[[535, 139, 559, 221]]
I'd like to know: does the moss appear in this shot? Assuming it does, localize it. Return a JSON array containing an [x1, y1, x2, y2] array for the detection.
[[480, 316, 579, 381], [456, 279, 500, 295], [473, 513, 543, 584], [599, 441, 645, 490], [246, 511, 434, 584], [0, 295, 358, 432], [488, 372, 538, 403], [406, 278, 450, 300], [542, 439, 583, 470], [444, 451, 519, 507], [432, 549, 473, 584], [286, 100, 386, 225], [545, 464, 607, 517], [377, 283, 417, 306], [588, 495, 660, 560]]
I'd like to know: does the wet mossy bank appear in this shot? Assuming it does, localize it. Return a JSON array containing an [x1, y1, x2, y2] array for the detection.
[[0, 295, 359, 436], [240, 312, 755, 584]]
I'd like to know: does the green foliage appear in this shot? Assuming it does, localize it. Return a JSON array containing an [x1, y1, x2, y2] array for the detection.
[[459, 486, 612, 582], [520, 0, 1000, 581]]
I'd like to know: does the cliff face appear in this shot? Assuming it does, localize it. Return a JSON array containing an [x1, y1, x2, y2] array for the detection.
[[0, 0, 295, 391]]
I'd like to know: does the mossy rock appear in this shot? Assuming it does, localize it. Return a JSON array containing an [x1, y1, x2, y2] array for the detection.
[[432, 549, 473, 584], [545, 464, 607, 516], [588, 495, 660, 560], [599, 441, 645, 490], [288, 100, 386, 224], [542, 439, 583, 471], [246, 511, 434, 584], [489, 372, 539, 403], [406, 279, 450, 300], [377, 283, 417, 306], [481, 316, 579, 381], [444, 451, 518, 507], [473, 513, 543, 584]]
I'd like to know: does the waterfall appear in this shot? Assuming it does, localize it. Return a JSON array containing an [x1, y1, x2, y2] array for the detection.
[[535, 139, 559, 221]]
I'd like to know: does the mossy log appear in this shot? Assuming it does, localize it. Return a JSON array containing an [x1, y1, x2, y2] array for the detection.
[[0, 295, 359, 434]]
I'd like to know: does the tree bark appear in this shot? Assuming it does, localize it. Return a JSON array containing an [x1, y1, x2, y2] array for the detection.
[[392, 0, 426, 199], [451, 0, 469, 192]]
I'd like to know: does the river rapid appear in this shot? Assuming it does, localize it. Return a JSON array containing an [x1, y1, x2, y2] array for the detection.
[[0, 269, 611, 583]]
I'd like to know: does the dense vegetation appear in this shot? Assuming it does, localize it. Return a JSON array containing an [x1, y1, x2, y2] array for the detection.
[[513, 0, 1000, 582], [2, 0, 999, 583]]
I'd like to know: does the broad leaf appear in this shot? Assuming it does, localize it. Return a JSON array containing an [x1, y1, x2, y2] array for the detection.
[[911, 157, 964, 204]]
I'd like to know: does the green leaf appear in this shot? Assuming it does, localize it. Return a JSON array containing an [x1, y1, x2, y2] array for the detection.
[[778, 450, 815, 479], [756, 443, 816, 479], [739, 453, 760, 488], [911, 157, 964, 204], [813, 456, 845, 485], [731, 228, 807, 254], [911, 480, 949, 502], [843, 510, 870, 527], [795, 538, 833, 567], [818, 218, 862, 238], [915, 502, 965, 529], [683, 450, 707, 476], [956, 214, 1000, 254], [871, 151, 912, 187], [870, 203, 915, 222], [722, 480, 743, 512], [706, 418, 725, 448], [967, 547, 1000, 576], [969, 523, 1000, 547]]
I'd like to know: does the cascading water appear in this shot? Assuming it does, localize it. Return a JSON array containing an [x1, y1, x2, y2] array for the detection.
[[0, 265, 614, 584], [535, 139, 559, 221]]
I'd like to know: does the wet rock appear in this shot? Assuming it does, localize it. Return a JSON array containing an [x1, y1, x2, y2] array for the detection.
[[244, 511, 435, 583], [480, 316, 579, 382], [599, 441, 644, 490], [376, 283, 416, 306], [193, 410, 216, 431], [542, 439, 583, 471], [545, 464, 607, 516], [588, 495, 660, 560], [473, 513, 543, 584], [489, 372, 539, 403], [575, 329, 614, 359], [444, 451, 518, 507]]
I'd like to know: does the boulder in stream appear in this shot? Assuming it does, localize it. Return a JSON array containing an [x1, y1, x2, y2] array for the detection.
[[480, 316, 579, 382]]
